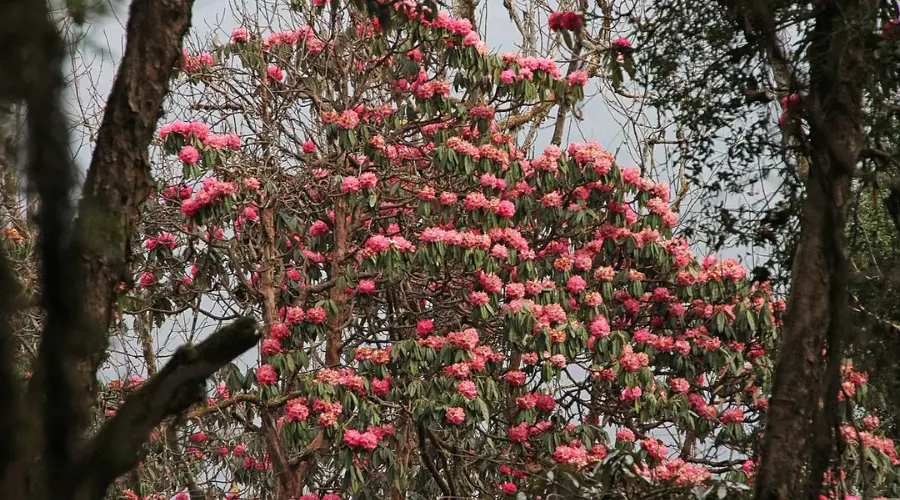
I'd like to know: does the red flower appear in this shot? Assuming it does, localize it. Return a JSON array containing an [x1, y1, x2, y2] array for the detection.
[[549, 11, 584, 32]]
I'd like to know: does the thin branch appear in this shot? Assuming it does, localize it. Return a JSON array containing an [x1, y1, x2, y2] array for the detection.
[[418, 422, 452, 498]]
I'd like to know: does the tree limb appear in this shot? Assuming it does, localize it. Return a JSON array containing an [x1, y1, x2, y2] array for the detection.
[[4, 1, 85, 496], [418, 422, 452, 499], [69, 317, 259, 500]]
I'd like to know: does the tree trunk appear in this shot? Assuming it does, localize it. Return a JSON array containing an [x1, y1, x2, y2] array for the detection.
[[0, 0, 198, 498], [753, 0, 873, 498]]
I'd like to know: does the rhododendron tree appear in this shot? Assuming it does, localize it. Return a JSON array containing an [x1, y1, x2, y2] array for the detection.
[[96, 1, 900, 499], [4, 1, 899, 500]]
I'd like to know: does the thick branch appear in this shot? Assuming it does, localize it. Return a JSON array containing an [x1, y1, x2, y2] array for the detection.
[[7, 2, 85, 497], [69, 317, 259, 500], [418, 423, 452, 498], [743, 0, 870, 498]]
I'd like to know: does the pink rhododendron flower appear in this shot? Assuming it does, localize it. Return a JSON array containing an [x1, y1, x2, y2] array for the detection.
[[231, 27, 249, 42], [257, 364, 278, 385], [371, 377, 391, 396], [359, 172, 378, 189], [178, 145, 200, 164], [457, 380, 477, 399], [505, 370, 526, 386], [341, 176, 360, 193], [285, 399, 310, 422], [567, 70, 589, 86], [416, 319, 434, 337], [548, 11, 584, 32], [306, 307, 327, 324], [357, 279, 376, 294], [566, 275, 587, 294], [445, 407, 466, 425], [266, 65, 284, 83], [720, 408, 745, 424], [612, 37, 632, 49]]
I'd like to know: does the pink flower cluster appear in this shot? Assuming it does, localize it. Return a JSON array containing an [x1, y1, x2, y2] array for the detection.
[[340, 172, 378, 193], [689, 393, 718, 420], [640, 438, 668, 461], [447, 328, 479, 350], [500, 53, 565, 80], [553, 441, 589, 467], [508, 420, 556, 442], [638, 458, 712, 486], [363, 234, 417, 255], [619, 344, 650, 372], [183, 50, 213, 72], [719, 407, 745, 424], [445, 407, 466, 425], [159, 120, 240, 151], [312, 399, 343, 428], [548, 11, 584, 32], [180, 178, 236, 217], [840, 426, 900, 465], [567, 70, 589, 86], [316, 368, 366, 394], [298, 494, 340, 500], [621, 386, 642, 402], [514, 392, 556, 412], [285, 398, 310, 422], [257, 364, 278, 385], [461, 192, 517, 218], [343, 429, 380, 451], [144, 233, 177, 251], [354, 346, 391, 364], [412, 78, 452, 100], [701, 256, 747, 281], [457, 380, 477, 399]]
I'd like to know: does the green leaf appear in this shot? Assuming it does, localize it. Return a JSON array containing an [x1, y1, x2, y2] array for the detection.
[[475, 398, 490, 422]]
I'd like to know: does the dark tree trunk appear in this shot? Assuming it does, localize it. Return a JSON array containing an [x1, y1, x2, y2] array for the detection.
[[0, 1, 262, 500], [750, 0, 875, 498]]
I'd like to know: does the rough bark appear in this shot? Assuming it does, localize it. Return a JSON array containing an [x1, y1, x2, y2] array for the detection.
[[258, 204, 300, 500], [452, 0, 478, 30], [295, 195, 350, 489], [745, 0, 874, 498], [0, 45, 25, 497], [0, 251, 22, 495], [325, 195, 349, 367], [74, 0, 196, 433], [3, 2, 86, 497], [0, 103, 22, 219]]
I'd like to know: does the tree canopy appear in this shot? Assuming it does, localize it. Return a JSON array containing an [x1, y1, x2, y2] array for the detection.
[[0, 1, 899, 500]]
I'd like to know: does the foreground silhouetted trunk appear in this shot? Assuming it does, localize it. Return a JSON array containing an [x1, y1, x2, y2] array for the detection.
[[0, 1, 262, 500]]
